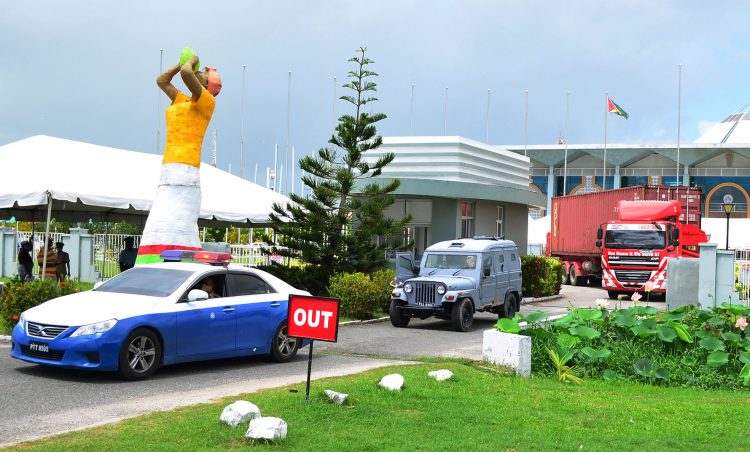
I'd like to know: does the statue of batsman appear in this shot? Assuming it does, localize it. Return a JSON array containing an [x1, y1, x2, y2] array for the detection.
[[136, 48, 222, 264]]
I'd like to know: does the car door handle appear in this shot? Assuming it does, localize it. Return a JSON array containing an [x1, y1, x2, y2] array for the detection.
[[223, 307, 236, 313], [270, 302, 281, 308]]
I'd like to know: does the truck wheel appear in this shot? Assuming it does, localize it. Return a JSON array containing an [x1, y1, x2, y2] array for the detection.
[[570, 266, 582, 286], [561, 266, 570, 285], [451, 298, 474, 332], [389, 300, 411, 328], [500, 293, 518, 319], [607, 290, 622, 300]]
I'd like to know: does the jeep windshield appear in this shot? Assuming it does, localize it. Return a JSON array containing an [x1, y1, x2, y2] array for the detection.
[[424, 253, 477, 269]]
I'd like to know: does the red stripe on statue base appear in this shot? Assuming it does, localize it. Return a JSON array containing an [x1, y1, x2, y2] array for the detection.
[[137, 244, 202, 256]]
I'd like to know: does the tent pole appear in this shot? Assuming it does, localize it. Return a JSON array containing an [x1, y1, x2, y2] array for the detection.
[[102, 216, 109, 280], [41, 192, 52, 279]]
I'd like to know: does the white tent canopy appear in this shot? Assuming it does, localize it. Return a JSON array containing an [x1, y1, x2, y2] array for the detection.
[[0, 135, 293, 226]]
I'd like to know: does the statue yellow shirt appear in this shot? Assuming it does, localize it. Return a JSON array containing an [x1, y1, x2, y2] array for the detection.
[[162, 88, 215, 168]]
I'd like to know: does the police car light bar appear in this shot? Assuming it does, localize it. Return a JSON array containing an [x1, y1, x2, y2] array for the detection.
[[159, 250, 232, 266]]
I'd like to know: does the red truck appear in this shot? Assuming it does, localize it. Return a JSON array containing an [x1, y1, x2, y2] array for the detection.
[[547, 186, 707, 299]]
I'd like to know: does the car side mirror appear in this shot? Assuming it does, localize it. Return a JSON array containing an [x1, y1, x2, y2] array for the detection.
[[596, 228, 603, 240], [188, 289, 209, 302], [413, 265, 420, 274], [484, 267, 491, 277], [596, 240, 602, 248]]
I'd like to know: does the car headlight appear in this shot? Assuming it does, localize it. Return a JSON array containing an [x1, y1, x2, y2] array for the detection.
[[70, 319, 118, 337], [404, 283, 413, 293], [437, 284, 447, 295], [18, 312, 26, 332]]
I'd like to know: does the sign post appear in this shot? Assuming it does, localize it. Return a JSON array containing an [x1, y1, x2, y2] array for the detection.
[[287, 294, 340, 401]]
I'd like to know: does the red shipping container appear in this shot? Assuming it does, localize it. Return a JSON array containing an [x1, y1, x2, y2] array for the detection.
[[550, 185, 703, 259]]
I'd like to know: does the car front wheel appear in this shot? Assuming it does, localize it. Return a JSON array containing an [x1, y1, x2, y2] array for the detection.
[[271, 321, 299, 363], [451, 298, 474, 332], [118, 328, 162, 381]]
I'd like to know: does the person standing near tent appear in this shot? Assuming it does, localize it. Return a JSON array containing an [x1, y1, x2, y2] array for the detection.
[[55, 242, 70, 281], [136, 49, 221, 264], [118, 236, 137, 272], [17, 240, 33, 281], [37, 238, 57, 279]]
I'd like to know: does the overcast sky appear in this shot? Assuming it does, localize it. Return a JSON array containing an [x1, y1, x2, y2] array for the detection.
[[2, 1, 749, 190]]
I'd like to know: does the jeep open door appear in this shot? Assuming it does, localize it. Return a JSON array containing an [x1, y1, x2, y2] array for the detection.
[[395, 252, 416, 284]]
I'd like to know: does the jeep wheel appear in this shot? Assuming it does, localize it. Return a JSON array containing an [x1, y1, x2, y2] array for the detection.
[[500, 293, 518, 319], [389, 300, 411, 328], [451, 298, 474, 332]]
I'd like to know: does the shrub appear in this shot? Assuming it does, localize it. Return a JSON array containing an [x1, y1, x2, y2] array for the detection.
[[0, 278, 83, 329], [518, 303, 750, 390], [257, 263, 330, 296], [370, 268, 396, 313], [328, 272, 383, 320], [521, 255, 562, 298]]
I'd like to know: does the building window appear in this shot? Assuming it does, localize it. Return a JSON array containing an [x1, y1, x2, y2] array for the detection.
[[460, 202, 474, 238], [496, 206, 505, 238], [705, 182, 750, 218]]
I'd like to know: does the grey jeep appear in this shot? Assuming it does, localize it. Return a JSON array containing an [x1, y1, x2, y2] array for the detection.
[[390, 237, 522, 332]]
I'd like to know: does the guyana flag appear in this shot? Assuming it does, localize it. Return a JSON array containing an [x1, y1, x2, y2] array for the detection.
[[607, 97, 629, 120]]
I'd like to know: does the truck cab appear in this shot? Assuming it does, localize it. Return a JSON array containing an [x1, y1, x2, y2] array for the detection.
[[598, 200, 707, 299], [390, 237, 522, 332]]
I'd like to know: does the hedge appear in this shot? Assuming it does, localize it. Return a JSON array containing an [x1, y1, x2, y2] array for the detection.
[[521, 255, 563, 298], [328, 269, 395, 320], [1, 278, 83, 329]]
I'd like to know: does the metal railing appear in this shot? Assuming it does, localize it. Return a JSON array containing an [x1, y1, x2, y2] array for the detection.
[[93, 234, 141, 279], [736, 249, 750, 301]]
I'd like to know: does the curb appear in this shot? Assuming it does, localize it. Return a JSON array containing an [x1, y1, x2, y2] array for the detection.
[[340, 316, 389, 326], [0, 335, 10, 343], [521, 294, 563, 305]]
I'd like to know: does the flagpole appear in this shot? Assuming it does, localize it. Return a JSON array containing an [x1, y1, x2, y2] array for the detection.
[[603, 91, 608, 191], [486, 89, 491, 143], [410, 84, 415, 135], [524, 90, 529, 156], [677, 63, 682, 186], [444, 86, 448, 135], [564, 90, 570, 196]]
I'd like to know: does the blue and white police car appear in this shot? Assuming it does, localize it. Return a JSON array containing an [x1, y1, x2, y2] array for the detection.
[[10, 251, 309, 380]]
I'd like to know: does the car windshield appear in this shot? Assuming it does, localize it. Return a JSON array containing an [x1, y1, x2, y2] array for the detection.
[[424, 253, 477, 269], [604, 230, 666, 250], [94, 268, 194, 297]]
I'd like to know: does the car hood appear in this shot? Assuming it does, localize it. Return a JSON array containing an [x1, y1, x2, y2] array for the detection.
[[23, 290, 165, 327], [408, 275, 475, 290]]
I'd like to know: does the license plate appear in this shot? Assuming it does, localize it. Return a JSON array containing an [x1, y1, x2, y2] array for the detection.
[[29, 341, 50, 354]]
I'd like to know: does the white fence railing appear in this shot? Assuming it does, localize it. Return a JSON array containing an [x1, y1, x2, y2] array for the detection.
[[736, 249, 750, 301]]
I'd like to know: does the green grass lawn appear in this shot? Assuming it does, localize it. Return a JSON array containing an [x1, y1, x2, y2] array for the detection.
[[8, 362, 750, 451]]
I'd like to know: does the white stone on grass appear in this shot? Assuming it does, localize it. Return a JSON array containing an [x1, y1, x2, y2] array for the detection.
[[220, 400, 261, 427], [378, 373, 404, 391], [324, 389, 349, 405], [428, 369, 453, 381], [245, 417, 288, 441]]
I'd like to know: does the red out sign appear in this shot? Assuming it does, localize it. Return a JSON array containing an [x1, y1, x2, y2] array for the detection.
[[287, 295, 340, 342]]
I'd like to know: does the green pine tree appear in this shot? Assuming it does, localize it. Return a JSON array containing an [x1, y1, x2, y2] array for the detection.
[[267, 47, 411, 289]]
